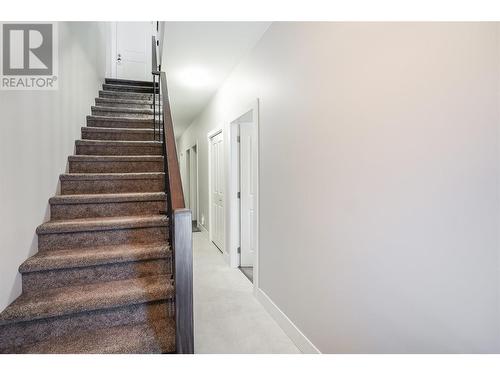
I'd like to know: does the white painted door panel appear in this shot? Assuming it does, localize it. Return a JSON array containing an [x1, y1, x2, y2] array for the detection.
[[189, 147, 198, 221], [211, 132, 225, 251], [116, 22, 152, 81], [240, 123, 257, 267]]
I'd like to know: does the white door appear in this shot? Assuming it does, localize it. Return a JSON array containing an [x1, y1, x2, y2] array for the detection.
[[239, 123, 257, 267], [184, 149, 190, 210], [189, 146, 198, 222], [210, 132, 225, 251], [115, 22, 152, 81]]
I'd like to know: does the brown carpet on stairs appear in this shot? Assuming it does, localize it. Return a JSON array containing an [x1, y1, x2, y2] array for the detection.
[[0, 78, 175, 354]]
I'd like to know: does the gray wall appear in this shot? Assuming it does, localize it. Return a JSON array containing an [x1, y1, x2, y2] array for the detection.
[[0, 22, 108, 311], [177, 22, 500, 353]]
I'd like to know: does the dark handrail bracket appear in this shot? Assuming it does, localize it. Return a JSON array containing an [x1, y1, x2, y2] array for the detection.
[[152, 35, 194, 354]]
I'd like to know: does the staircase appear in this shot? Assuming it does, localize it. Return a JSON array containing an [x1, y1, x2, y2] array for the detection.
[[0, 79, 176, 354]]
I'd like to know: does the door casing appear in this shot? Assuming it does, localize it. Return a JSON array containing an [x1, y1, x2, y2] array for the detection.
[[208, 129, 225, 253], [228, 99, 260, 289], [108, 22, 153, 81]]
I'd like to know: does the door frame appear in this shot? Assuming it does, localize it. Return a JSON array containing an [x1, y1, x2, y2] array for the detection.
[[108, 22, 117, 78], [207, 128, 225, 255], [108, 22, 154, 81], [182, 141, 199, 226], [227, 99, 260, 290]]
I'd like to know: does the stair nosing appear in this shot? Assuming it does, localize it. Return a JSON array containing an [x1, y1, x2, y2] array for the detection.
[[86, 115, 154, 122], [99, 90, 158, 97], [91, 106, 155, 114], [59, 172, 164, 181], [36, 215, 168, 235], [104, 78, 155, 86], [19, 243, 171, 273], [82, 126, 161, 134], [0, 276, 174, 325], [95, 97, 157, 105], [75, 139, 162, 146], [87, 115, 155, 123], [68, 155, 163, 162], [103, 83, 154, 91], [18, 319, 175, 354], [49, 191, 166, 205]]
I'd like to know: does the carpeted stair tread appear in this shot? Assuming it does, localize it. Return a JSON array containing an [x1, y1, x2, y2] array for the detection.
[[82, 126, 159, 133], [102, 83, 154, 93], [37, 215, 168, 234], [96, 97, 154, 106], [91, 106, 155, 115], [87, 115, 154, 124], [50, 191, 166, 205], [105, 78, 156, 87], [19, 319, 175, 354], [76, 139, 161, 147], [0, 78, 176, 353], [68, 155, 163, 163], [99, 90, 159, 99], [0, 275, 174, 325], [19, 243, 171, 273], [82, 126, 161, 135], [86, 115, 154, 122], [60, 172, 164, 181]]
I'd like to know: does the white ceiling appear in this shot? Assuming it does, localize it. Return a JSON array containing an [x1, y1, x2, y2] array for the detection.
[[161, 22, 271, 137]]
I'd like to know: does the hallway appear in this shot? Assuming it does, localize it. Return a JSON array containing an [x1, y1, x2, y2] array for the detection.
[[193, 231, 300, 353]]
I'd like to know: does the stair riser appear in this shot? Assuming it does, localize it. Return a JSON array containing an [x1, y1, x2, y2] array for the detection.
[[51, 200, 165, 220], [22, 259, 172, 293], [105, 78, 155, 87], [0, 300, 173, 353], [76, 143, 162, 156], [82, 129, 157, 142], [38, 225, 168, 251], [69, 160, 164, 173], [60, 177, 164, 195], [95, 99, 153, 109], [102, 84, 154, 93], [87, 117, 154, 129], [91, 108, 154, 118], [99, 92, 156, 101]]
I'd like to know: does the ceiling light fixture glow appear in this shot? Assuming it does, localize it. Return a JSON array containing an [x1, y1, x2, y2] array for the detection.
[[177, 66, 213, 89]]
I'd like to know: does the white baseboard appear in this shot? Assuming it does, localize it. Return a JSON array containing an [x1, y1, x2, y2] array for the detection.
[[255, 287, 321, 354]]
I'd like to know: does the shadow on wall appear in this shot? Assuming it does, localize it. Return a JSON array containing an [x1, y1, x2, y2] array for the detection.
[[7, 202, 50, 305]]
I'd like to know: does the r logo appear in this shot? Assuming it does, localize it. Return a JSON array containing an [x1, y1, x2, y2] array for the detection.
[[2, 24, 53, 76]]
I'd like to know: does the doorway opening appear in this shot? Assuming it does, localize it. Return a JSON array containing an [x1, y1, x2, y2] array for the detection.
[[184, 144, 200, 232], [109, 22, 154, 81], [229, 100, 259, 286], [208, 129, 225, 253]]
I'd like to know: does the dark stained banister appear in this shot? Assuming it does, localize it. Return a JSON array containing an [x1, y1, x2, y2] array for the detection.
[[152, 35, 194, 354]]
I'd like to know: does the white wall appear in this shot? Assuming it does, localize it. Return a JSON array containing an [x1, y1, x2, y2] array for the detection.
[[0, 22, 108, 311], [177, 22, 500, 353]]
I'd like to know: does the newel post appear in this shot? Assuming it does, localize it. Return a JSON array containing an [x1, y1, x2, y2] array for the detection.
[[173, 208, 194, 354]]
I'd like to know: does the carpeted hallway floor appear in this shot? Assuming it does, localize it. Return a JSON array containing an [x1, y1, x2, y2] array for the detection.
[[193, 231, 300, 353]]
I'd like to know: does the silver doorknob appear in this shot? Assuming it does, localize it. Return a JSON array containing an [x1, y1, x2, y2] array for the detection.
[[117, 54, 122, 62]]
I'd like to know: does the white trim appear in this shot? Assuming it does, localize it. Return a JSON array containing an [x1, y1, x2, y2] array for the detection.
[[195, 141, 199, 225], [198, 223, 209, 234], [228, 121, 240, 269], [207, 128, 224, 251], [255, 288, 321, 354], [109, 22, 117, 78], [182, 141, 200, 224], [227, 99, 260, 291]]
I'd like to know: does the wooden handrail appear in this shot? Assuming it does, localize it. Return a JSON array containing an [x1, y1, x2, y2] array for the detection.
[[160, 71, 185, 211], [152, 35, 193, 354], [152, 36, 158, 75]]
